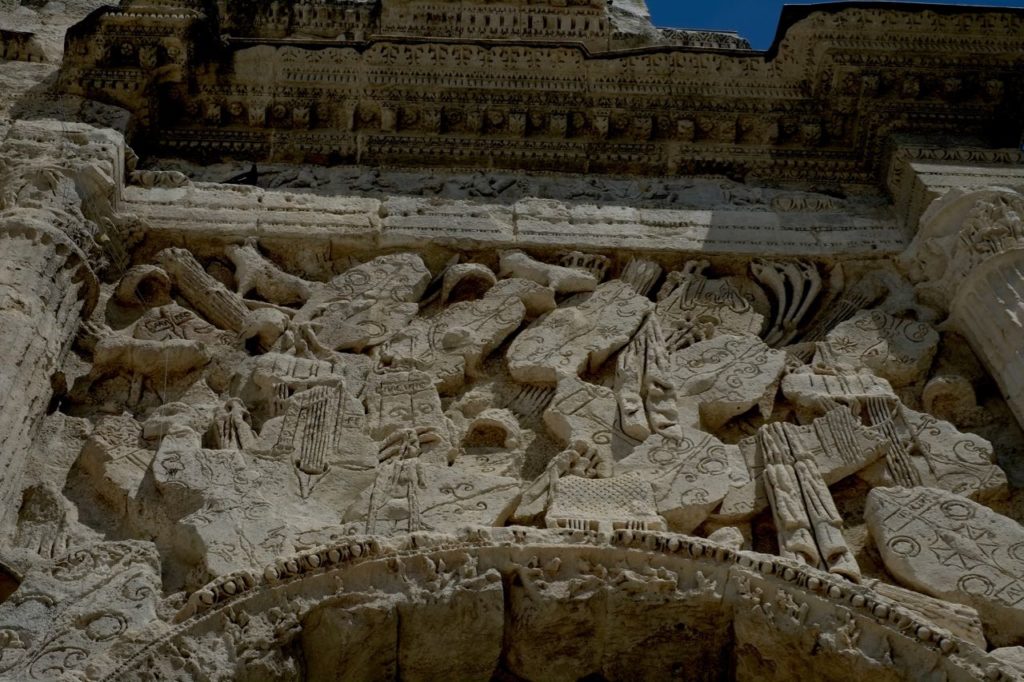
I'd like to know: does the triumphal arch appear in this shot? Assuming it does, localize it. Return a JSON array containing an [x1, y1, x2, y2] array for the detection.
[[1, 0, 1024, 678]]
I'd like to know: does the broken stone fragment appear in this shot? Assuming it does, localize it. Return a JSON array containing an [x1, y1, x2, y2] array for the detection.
[[81, 335, 212, 408], [156, 247, 251, 333], [620, 258, 663, 297], [13, 483, 99, 561], [543, 375, 622, 473], [132, 303, 229, 345], [0, 541, 164, 681], [922, 373, 990, 428], [489, 277, 557, 317], [781, 366, 896, 421], [441, 262, 497, 303], [295, 253, 431, 351], [343, 459, 521, 536], [668, 334, 785, 431], [707, 526, 745, 550], [498, 249, 597, 294], [77, 414, 152, 515], [146, 413, 357, 578], [382, 286, 526, 392], [617, 430, 734, 533], [991, 647, 1024, 676], [857, 407, 1008, 504], [655, 270, 765, 347], [238, 306, 290, 352], [866, 486, 1024, 646], [226, 238, 312, 306], [869, 580, 988, 650], [718, 406, 887, 522], [507, 281, 651, 384], [113, 264, 172, 308], [818, 310, 939, 388]]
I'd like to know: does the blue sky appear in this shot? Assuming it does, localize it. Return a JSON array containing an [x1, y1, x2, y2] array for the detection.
[[646, 1, 1024, 50]]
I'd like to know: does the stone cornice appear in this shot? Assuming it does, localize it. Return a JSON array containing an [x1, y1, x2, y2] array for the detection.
[[886, 141, 1024, 233], [59, 2, 1024, 186]]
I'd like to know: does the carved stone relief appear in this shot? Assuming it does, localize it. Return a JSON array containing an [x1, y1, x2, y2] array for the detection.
[[0, 217, 1015, 678], [0, 147, 1021, 677], [866, 486, 1024, 647], [3, 1, 1024, 679]]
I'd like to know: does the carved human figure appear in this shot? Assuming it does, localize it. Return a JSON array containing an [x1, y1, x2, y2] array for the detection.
[[365, 427, 433, 534], [211, 398, 258, 451]]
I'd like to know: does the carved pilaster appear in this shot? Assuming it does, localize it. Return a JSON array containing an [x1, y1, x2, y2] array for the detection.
[[887, 141, 1024, 233], [0, 120, 123, 533]]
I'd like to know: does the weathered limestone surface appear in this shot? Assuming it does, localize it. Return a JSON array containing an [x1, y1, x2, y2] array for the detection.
[[718, 407, 887, 522], [2, 0, 1024, 680], [819, 310, 940, 388], [0, 119, 122, 531], [867, 486, 1024, 647], [669, 333, 785, 430], [508, 281, 651, 384], [617, 431, 734, 533], [904, 188, 1024, 431]]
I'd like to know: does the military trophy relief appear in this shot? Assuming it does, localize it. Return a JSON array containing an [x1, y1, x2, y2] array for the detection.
[[4, 0, 1024, 677], [4, 230, 1022, 681], [43, 239, 1011, 570]]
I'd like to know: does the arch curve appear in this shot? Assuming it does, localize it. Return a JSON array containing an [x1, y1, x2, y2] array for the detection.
[[103, 528, 1010, 682]]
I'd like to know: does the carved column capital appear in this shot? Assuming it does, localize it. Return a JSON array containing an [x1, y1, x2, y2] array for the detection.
[[901, 186, 1024, 428], [902, 187, 1024, 309]]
